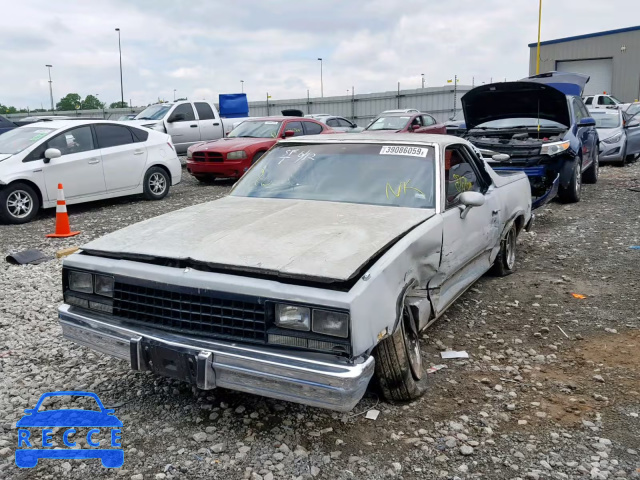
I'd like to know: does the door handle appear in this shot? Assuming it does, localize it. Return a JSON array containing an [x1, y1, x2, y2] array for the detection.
[[190, 125, 198, 128], [492, 209, 500, 215], [213, 122, 220, 126], [88, 158, 100, 164], [134, 150, 145, 155]]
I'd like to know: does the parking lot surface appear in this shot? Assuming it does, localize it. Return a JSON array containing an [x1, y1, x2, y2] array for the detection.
[[1, 164, 639, 479]]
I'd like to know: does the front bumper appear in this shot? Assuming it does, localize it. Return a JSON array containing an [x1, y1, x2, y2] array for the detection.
[[58, 304, 374, 412], [599, 142, 625, 163], [492, 165, 560, 209], [186, 159, 248, 178]]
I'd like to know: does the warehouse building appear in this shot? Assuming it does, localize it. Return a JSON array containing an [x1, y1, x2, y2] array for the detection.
[[529, 25, 640, 102]]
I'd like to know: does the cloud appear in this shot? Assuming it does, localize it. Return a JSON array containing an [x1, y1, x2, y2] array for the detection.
[[1, 0, 639, 109]]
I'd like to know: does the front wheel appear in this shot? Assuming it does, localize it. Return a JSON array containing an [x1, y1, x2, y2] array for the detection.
[[0, 182, 40, 224], [491, 223, 517, 276], [373, 307, 427, 402], [582, 150, 599, 184], [143, 167, 170, 200], [558, 160, 582, 203]]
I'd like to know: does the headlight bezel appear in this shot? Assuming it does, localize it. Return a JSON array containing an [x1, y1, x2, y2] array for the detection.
[[275, 304, 311, 332], [273, 302, 350, 339], [226, 150, 248, 160], [94, 274, 115, 298], [64, 269, 114, 313], [312, 309, 349, 338], [540, 140, 571, 156]]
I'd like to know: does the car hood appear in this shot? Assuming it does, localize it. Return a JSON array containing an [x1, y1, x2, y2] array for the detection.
[[522, 72, 590, 96], [83, 196, 435, 283], [462, 81, 571, 129], [194, 137, 277, 152], [0, 153, 13, 162], [16, 410, 123, 427], [596, 127, 622, 141]]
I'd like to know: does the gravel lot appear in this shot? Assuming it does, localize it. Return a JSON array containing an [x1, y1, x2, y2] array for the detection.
[[1, 162, 639, 480]]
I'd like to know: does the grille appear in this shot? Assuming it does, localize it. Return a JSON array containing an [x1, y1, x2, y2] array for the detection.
[[192, 151, 223, 162], [113, 282, 267, 343]]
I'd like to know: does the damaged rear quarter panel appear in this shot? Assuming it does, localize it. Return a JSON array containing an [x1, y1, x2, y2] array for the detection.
[[347, 215, 443, 356]]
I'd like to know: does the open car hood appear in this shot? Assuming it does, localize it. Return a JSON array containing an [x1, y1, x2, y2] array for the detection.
[[461, 81, 571, 129], [82, 196, 435, 283], [522, 71, 590, 96]]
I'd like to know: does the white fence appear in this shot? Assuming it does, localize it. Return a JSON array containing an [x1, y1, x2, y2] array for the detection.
[[6, 85, 471, 126]]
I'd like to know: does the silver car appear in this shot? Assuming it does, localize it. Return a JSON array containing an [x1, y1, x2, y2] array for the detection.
[[590, 108, 640, 165], [305, 114, 363, 133]]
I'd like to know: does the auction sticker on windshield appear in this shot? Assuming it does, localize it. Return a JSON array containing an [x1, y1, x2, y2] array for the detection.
[[379, 146, 428, 157]]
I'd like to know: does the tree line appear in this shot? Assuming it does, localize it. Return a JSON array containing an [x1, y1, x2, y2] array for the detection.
[[1, 94, 129, 114]]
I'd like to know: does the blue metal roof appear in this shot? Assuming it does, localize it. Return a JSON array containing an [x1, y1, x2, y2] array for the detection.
[[528, 25, 640, 47]]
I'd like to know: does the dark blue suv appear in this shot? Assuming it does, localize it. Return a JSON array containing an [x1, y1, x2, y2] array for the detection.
[[0, 115, 17, 135], [462, 72, 599, 207]]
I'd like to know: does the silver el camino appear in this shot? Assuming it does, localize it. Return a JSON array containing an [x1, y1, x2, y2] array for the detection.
[[58, 133, 532, 411]]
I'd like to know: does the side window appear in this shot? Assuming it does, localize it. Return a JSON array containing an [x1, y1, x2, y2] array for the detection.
[[422, 115, 436, 126], [444, 146, 482, 209], [47, 126, 95, 156], [579, 102, 590, 120], [572, 98, 586, 122], [326, 118, 340, 127], [129, 127, 149, 142], [95, 124, 134, 148], [597, 97, 606, 105], [303, 121, 323, 135], [283, 121, 304, 136], [170, 103, 196, 122], [602, 97, 616, 106], [584, 97, 593, 105], [194, 102, 215, 120], [410, 116, 423, 127], [337, 118, 353, 127]]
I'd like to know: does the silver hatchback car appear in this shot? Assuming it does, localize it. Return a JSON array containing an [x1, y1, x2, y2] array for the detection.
[[590, 108, 640, 165], [305, 114, 363, 133]]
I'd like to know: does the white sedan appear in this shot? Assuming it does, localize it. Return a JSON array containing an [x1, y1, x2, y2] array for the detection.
[[0, 120, 181, 224]]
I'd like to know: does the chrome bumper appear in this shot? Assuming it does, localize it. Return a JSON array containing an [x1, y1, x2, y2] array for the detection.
[[58, 304, 374, 412]]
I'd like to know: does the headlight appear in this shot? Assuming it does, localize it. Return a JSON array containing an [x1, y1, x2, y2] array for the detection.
[[540, 140, 571, 156], [226, 150, 247, 160], [275, 304, 310, 331], [69, 271, 93, 294], [312, 310, 349, 338], [94, 275, 114, 297], [186, 149, 193, 160], [144, 123, 166, 133], [602, 132, 623, 144]]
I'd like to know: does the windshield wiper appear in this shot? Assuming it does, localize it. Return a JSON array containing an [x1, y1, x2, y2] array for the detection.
[[136, 117, 154, 120]]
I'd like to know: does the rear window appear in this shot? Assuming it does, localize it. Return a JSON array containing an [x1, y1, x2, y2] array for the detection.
[[130, 127, 149, 142]]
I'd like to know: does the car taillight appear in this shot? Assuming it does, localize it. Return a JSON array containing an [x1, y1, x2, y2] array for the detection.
[[167, 142, 174, 151]]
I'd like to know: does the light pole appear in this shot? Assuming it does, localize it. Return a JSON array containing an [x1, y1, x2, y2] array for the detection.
[[421, 73, 425, 89], [241, 80, 244, 93], [173, 89, 176, 101], [317, 58, 323, 98], [115, 28, 124, 106], [45, 65, 54, 112], [536, 0, 543, 74]]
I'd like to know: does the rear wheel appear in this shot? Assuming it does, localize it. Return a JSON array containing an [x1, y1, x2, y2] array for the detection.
[[0, 182, 40, 224], [558, 160, 581, 203], [374, 307, 427, 402], [143, 167, 170, 200], [582, 150, 599, 184]]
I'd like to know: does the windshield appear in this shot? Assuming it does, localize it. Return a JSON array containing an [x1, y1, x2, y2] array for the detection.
[[231, 143, 436, 208], [228, 120, 282, 138], [474, 118, 566, 129], [135, 104, 171, 121], [591, 113, 621, 128], [366, 116, 410, 131], [626, 104, 640, 117], [0, 127, 55, 155]]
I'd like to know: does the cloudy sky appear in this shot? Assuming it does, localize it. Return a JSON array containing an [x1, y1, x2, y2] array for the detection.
[[2, 0, 639, 108]]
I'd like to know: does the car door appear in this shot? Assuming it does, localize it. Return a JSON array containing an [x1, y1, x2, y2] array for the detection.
[[194, 102, 223, 142], [165, 103, 200, 150], [431, 144, 501, 315], [40, 125, 106, 201], [95, 124, 148, 192], [625, 113, 640, 155], [573, 97, 596, 169]]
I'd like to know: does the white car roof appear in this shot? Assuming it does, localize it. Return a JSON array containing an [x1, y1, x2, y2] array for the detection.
[[18, 119, 143, 130]]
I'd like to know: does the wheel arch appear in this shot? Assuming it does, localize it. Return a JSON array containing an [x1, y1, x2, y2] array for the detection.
[[1, 179, 44, 208], [146, 163, 172, 182]]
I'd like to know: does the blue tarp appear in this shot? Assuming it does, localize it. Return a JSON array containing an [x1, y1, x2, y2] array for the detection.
[[219, 94, 249, 118]]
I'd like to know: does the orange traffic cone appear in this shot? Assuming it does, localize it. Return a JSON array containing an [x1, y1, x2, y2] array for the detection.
[[46, 184, 80, 238]]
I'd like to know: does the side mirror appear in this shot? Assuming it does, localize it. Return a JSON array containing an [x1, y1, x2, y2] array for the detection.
[[458, 191, 485, 219], [44, 148, 61, 160], [578, 117, 596, 127], [168, 113, 186, 123], [282, 130, 295, 138]]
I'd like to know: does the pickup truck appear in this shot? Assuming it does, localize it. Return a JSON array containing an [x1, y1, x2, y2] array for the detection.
[[583, 94, 630, 109], [58, 133, 532, 411], [132, 101, 248, 154]]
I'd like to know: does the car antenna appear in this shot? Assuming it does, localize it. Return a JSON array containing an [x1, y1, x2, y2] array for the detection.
[[537, 98, 541, 139]]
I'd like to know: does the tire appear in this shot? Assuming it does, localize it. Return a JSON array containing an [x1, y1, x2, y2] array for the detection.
[[490, 223, 517, 276], [252, 151, 265, 165], [558, 159, 582, 203], [143, 167, 170, 200], [373, 307, 427, 402], [582, 150, 599, 184], [0, 182, 40, 224]]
